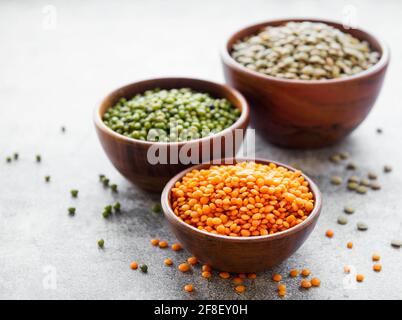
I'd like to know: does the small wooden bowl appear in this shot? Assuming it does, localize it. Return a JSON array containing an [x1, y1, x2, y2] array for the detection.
[[161, 158, 322, 273], [221, 18, 390, 148], [94, 78, 249, 192]]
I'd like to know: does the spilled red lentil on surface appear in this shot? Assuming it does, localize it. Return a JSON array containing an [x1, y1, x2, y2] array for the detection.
[[170, 162, 315, 237]]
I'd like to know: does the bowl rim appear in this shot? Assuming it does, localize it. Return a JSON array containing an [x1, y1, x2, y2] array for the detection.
[[221, 17, 390, 85], [93, 77, 250, 146], [161, 158, 322, 242]]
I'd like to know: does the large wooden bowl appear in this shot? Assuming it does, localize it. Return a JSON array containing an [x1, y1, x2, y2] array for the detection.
[[221, 18, 390, 148], [94, 78, 249, 192], [161, 158, 322, 273]]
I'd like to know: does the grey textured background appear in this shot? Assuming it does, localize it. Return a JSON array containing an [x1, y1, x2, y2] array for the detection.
[[0, 0, 401, 300]]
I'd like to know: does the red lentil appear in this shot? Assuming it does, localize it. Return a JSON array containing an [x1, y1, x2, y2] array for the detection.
[[311, 278, 321, 287], [171, 243, 182, 251], [301, 279, 312, 289], [178, 263, 190, 273], [372, 254, 381, 261], [187, 257, 198, 265], [201, 271, 212, 279], [356, 274, 365, 282], [219, 272, 230, 279], [130, 261, 138, 270], [150, 239, 159, 246], [272, 274, 282, 282], [170, 162, 315, 237], [347, 242, 353, 249], [184, 284, 194, 292], [326, 230, 334, 238], [373, 264, 382, 272], [301, 269, 311, 277], [164, 258, 173, 266], [235, 285, 246, 293], [159, 240, 168, 248], [289, 269, 299, 277]]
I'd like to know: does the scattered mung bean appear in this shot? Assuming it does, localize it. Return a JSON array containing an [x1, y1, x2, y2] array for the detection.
[[356, 186, 368, 194], [140, 264, 148, 273], [344, 206, 355, 214], [331, 176, 343, 185], [97, 239, 104, 248], [337, 216, 348, 225]]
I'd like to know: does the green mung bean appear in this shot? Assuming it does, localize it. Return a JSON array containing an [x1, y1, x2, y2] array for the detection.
[[45, 175, 51, 182], [140, 264, 148, 273], [70, 189, 79, 198], [68, 207, 76, 215], [347, 182, 359, 190], [113, 201, 121, 212], [13, 153, 19, 160], [331, 176, 343, 185], [98, 239, 105, 248], [36, 154, 41, 162], [6, 156, 11, 163], [102, 88, 240, 142], [110, 184, 118, 193]]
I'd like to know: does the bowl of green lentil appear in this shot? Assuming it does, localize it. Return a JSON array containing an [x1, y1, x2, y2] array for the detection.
[[94, 78, 250, 192], [221, 18, 390, 148]]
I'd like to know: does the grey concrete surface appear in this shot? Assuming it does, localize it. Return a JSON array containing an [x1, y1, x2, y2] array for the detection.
[[0, 0, 401, 300]]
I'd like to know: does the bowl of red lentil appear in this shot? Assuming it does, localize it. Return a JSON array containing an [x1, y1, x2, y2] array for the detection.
[[161, 158, 322, 273]]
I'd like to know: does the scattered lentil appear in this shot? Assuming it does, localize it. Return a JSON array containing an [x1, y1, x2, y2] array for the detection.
[[68, 207, 76, 216], [202, 265, 212, 272], [372, 254, 381, 261], [344, 206, 355, 214], [356, 186, 368, 194], [202, 271, 212, 279], [301, 269, 311, 277], [45, 175, 51, 182], [233, 277, 243, 285], [390, 239, 402, 248], [36, 154, 41, 162], [347, 242, 353, 249], [171, 243, 183, 251], [301, 279, 312, 289], [356, 274, 364, 282], [348, 176, 359, 183], [326, 229, 334, 238], [272, 274, 282, 282], [234, 285, 246, 293], [346, 162, 357, 170], [113, 201, 121, 212], [289, 269, 299, 278], [6, 156, 11, 163], [130, 261, 138, 270], [337, 216, 348, 225], [187, 257, 198, 265], [347, 182, 359, 190], [373, 264, 382, 272], [150, 239, 159, 246], [164, 258, 173, 266], [247, 273, 257, 279], [331, 175, 343, 185], [311, 278, 321, 287], [219, 272, 230, 279], [140, 264, 148, 273], [357, 222, 368, 231], [184, 284, 194, 292], [159, 240, 168, 248], [370, 182, 381, 190], [13, 153, 19, 160], [178, 263, 190, 273]]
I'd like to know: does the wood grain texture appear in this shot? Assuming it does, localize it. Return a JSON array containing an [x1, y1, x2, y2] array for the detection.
[[94, 78, 250, 192], [221, 18, 390, 149], [161, 158, 322, 273]]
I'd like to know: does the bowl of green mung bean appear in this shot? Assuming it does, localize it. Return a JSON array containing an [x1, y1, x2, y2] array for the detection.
[[221, 18, 389, 148], [94, 77, 250, 192]]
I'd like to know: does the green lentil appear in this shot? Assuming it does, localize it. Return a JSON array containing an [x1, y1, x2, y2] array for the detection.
[[384, 165, 392, 173], [356, 186, 368, 194], [331, 176, 343, 185], [348, 176, 359, 183], [370, 182, 381, 190], [68, 207, 76, 215], [103, 205, 113, 218], [110, 184, 118, 193], [70, 189, 79, 198], [45, 175, 51, 182], [347, 182, 359, 190], [329, 154, 342, 164], [102, 88, 241, 142], [337, 216, 348, 225], [98, 239, 105, 248], [357, 222, 368, 231], [344, 206, 355, 214], [140, 264, 148, 273], [346, 162, 357, 170], [151, 203, 161, 213], [390, 239, 402, 248]]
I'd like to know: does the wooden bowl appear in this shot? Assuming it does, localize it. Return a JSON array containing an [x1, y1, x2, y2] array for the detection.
[[161, 158, 322, 273], [94, 78, 250, 192], [221, 18, 390, 148]]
